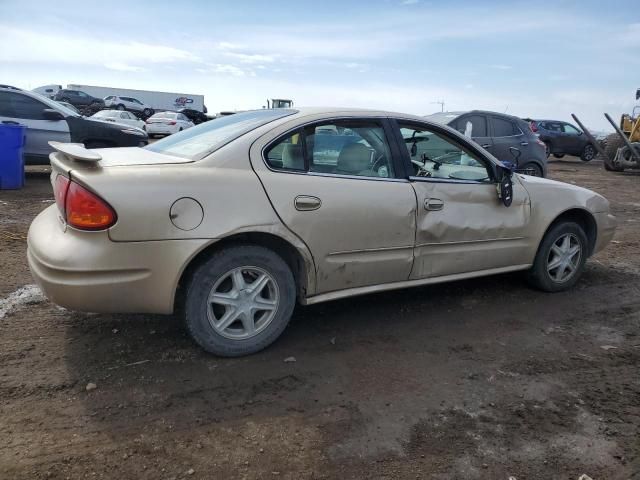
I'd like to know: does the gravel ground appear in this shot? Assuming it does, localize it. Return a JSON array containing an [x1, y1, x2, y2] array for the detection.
[[0, 157, 639, 479]]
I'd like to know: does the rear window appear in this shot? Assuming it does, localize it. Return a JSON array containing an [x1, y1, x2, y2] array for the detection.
[[146, 109, 297, 160], [152, 112, 176, 119]]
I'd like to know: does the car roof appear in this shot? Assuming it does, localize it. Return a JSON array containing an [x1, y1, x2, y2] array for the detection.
[[426, 109, 529, 124]]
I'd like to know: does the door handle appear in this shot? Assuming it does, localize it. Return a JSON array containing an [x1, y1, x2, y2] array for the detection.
[[481, 144, 491, 148], [520, 141, 529, 146], [424, 198, 444, 211], [294, 195, 322, 211]]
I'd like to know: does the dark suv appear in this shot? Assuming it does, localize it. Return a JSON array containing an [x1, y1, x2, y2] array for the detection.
[[426, 110, 547, 176], [527, 119, 596, 162], [54, 89, 105, 109]]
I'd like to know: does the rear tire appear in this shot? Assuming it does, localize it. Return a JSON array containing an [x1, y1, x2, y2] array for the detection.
[[527, 222, 588, 292], [117, 104, 125, 111], [580, 144, 596, 162], [184, 245, 296, 357]]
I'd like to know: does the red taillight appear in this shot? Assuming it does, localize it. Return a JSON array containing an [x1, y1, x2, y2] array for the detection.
[[168, 121, 176, 125], [529, 121, 538, 133], [54, 174, 70, 215], [65, 181, 116, 230]]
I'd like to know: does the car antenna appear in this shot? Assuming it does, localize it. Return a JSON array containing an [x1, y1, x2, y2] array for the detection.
[[504, 105, 509, 113]]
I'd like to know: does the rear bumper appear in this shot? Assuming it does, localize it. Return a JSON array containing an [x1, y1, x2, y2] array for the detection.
[[28, 206, 209, 314], [593, 212, 616, 255], [147, 124, 177, 135]]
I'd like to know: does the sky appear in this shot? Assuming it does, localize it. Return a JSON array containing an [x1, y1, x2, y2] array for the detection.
[[1, 0, 639, 130]]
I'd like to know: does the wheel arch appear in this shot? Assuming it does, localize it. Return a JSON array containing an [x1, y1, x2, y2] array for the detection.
[[174, 231, 315, 314], [540, 208, 597, 257]]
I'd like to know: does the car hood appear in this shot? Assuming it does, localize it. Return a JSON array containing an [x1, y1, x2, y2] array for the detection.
[[516, 173, 610, 213]]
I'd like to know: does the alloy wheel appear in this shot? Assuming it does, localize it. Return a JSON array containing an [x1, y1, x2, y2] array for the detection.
[[206, 266, 279, 340], [546, 233, 582, 283]]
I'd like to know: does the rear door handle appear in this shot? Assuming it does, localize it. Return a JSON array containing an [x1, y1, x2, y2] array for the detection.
[[424, 198, 444, 211], [481, 144, 491, 148], [520, 141, 529, 146], [294, 195, 322, 211]]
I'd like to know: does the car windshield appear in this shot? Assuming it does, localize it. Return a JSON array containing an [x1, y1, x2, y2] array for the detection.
[[146, 109, 297, 160]]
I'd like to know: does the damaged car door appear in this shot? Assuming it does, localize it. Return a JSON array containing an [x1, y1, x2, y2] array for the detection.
[[257, 118, 417, 294], [394, 120, 531, 279]]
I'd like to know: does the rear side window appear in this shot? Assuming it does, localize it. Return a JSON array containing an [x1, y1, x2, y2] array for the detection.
[[146, 109, 297, 160], [265, 120, 395, 179], [491, 117, 519, 137]]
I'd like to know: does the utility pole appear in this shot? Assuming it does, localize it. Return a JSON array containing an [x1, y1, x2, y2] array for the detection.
[[431, 100, 445, 112]]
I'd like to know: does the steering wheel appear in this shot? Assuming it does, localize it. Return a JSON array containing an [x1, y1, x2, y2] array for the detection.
[[411, 159, 431, 177]]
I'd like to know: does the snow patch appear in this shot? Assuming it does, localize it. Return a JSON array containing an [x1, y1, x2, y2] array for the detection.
[[0, 285, 46, 319]]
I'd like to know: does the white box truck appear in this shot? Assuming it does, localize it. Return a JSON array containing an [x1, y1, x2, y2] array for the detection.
[[67, 84, 205, 113]]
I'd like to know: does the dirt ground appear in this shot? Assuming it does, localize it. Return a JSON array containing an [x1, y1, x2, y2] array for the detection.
[[1, 157, 639, 480]]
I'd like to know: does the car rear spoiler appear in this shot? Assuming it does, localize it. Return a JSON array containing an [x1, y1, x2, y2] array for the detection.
[[48, 141, 102, 163]]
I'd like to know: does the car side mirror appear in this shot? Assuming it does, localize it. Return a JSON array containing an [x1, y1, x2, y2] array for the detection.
[[498, 167, 513, 207], [43, 109, 64, 121]]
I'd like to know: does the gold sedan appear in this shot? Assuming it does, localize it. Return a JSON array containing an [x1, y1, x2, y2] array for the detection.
[[28, 108, 616, 356]]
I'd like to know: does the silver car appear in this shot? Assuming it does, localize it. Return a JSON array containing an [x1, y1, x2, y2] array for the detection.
[[28, 108, 616, 356]]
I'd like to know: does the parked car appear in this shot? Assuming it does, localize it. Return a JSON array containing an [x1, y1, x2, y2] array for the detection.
[[145, 111, 194, 137], [426, 110, 548, 177], [526, 119, 597, 162], [104, 95, 154, 117], [91, 109, 146, 130], [56, 101, 79, 114], [0, 86, 148, 165], [28, 108, 616, 357], [177, 107, 209, 124], [53, 89, 105, 109]]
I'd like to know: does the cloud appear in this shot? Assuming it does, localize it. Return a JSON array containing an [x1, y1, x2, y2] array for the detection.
[[224, 52, 277, 64], [401, 0, 419, 4], [0, 25, 199, 66], [104, 62, 146, 72]]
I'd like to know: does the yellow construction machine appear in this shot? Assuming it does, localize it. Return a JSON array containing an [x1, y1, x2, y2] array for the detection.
[[573, 88, 640, 172]]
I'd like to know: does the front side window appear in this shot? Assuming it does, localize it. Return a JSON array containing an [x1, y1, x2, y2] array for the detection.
[[78, 91, 89, 98], [399, 123, 492, 183], [453, 115, 487, 137], [265, 120, 395, 179], [0, 92, 47, 120], [563, 123, 580, 135]]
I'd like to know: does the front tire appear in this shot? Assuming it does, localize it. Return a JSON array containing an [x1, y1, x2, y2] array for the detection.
[[185, 245, 296, 357], [519, 162, 543, 177], [527, 222, 588, 292]]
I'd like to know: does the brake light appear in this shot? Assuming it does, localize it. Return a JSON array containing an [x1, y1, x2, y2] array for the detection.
[[168, 121, 176, 125], [54, 174, 70, 215], [529, 121, 538, 133], [65, 181, 116, 230]]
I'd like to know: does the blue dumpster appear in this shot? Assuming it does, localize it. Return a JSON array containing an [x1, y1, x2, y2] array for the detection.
[[0, 124, 26, 190]]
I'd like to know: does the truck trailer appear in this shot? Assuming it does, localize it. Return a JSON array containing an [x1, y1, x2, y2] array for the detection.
[[66, 84, 205, 113]]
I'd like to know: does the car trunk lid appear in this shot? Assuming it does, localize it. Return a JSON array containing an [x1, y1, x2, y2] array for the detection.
[[49, 142, 193, 175]]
